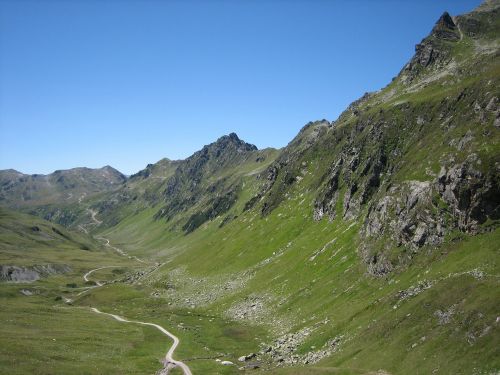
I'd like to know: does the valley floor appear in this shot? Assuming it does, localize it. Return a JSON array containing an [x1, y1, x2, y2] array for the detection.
[[2, 225, 499, 375]]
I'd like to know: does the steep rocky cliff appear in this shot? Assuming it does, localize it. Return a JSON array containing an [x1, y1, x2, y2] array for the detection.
[[242, 3, 500, 275]]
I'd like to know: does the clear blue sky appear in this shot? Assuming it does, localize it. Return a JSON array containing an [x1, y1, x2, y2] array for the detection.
[[0, 0, 482, 175]]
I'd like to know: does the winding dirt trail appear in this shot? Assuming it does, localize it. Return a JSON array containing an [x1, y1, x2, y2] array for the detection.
[[77, 266, 116, 296], [83, 266, 116, 286], [96, 236, 148, 264], [80, 241, 190, 374], [88, 209, 102, 225], [91, 308, 192, 375]]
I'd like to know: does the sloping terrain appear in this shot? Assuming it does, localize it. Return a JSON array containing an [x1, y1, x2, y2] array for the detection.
[[0, 2, 499, 374], [95, 3, 499, 373], [0, 166, 126, 209], [0, 209, 170, 374]]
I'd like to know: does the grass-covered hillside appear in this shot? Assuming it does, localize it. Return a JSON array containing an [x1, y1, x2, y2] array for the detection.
[[0, 208, 166, 374], [1, 1, 499, 374], [0, 166, 126, 209]]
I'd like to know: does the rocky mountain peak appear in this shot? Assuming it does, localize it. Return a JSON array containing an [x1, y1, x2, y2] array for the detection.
[[398, 10, 463, 83], [436, 11, 455, 28], [431, 11, 460, 40], [211, 133, 258, 153]]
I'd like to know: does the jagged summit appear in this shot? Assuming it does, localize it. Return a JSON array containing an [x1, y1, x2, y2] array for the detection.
[[398, 9, 463, 83], [1, 2, 499, 374], [208, 132, 258, 153], [431, 11, 460, 41]]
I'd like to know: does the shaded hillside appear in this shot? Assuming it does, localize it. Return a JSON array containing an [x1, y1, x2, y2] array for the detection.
[[27, 141, 279, 233]]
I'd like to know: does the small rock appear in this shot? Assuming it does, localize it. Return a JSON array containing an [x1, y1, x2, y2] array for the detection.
[[486, 96, 498, 111]]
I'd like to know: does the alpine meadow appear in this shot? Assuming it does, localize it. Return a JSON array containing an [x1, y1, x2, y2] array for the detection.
[[0, 1, 499, 374]]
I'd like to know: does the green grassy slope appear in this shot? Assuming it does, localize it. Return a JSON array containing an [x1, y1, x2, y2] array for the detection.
[[91, 3, 500, 374], [1, 2, 499, 375], [0, 209, 169, 374]]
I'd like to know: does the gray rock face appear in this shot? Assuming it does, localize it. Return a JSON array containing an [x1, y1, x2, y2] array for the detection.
[[361, 155, 499, 275], [0, 264, 71, 282], [313, 159, 342, 221], [432, 12, 460, 41], [154, 133, 258, 230], [363, 180, 443, 248], [437, 159, 500, 232], [486, 96, 498, 111], [399, 12, 460, 83], [361, 180, 442, 275]]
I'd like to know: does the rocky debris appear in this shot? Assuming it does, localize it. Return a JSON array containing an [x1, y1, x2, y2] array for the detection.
[[394, 280, 434, 309], [467, 268, 485, 280], [299, 337, 343, 365], [398, 280, 433, 300], [260, 327, 313, 364], [226, 295, 268, 321], [156, 267, 253, 310], [0, 264, 71, 282], [241, 362, 261, 370], [449, 130, 474, 150], [238, 353, 257, 362], [122, 263, 162, 284], [220, 360, 234, 366], [435, 305, 457, 325], [409, 336, 427, 350], [260, 328, 343, 366], [463, 310, 495, 345], [486, 96, 498, 112]]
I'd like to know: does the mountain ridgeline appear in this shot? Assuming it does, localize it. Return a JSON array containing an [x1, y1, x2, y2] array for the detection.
[[0, 166, 126, 208], [1, 2, 499, 374]]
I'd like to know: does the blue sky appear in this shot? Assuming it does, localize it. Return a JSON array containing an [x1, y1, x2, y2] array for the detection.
[[0, 0, 481, 175]]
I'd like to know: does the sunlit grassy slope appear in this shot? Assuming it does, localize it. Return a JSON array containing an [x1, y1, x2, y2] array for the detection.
[[92, 5, 500, 373], [1, 3, 499, 375]]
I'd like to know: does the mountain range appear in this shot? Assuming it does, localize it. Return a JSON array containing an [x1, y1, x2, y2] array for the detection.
[[1, 2, 499, 374]]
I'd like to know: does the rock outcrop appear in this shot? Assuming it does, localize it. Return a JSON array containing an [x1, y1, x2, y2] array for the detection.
[[399, 12, 461, 83], [361, 155, 499, 275], [437, 157, 500, 232], [0, 264, 71, 282]]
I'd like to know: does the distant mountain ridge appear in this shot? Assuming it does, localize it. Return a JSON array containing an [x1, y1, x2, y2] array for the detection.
[[0, 2, 499, 373], [0, 166, 126, 208]]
